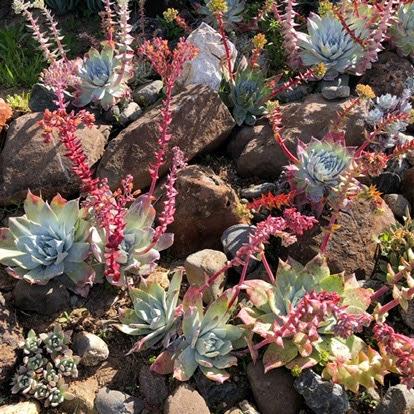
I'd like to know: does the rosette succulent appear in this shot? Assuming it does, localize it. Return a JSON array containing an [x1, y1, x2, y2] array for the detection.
[[116, 270, 183, 351], [40, 324, 69, 355], [55, 351, 80, 377], [0, 191, 94, 292], [21, 330, 42, 355], [287, 140, 351, 203], [297, 13, 363, 76], [239, 255, 372, 373], [74, 46, 131, 110], [228, 69, 270, 126], [199, 0, 246, 30], [390, 2, 414, 59], [91, 195, 174, 285], [11, 367, 37, 395]]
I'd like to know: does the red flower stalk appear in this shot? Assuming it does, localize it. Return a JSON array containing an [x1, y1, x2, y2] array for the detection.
[[214, 11, 235, 81], [333, 5, 367, 48], [248, 192, 293, 211]]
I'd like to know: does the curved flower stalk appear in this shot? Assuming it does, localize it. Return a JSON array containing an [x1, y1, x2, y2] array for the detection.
[[239, 255, 372, 377], [116, 270, 183, 352], [199, 0, 246, 31], [91, 195, 174, 285], [286, 139, 352, 204], [297, 13, 363, 77], [74, 46, 131, 110], [0, 191, 94, 293], [153, 290, 245, 383], [390, 2, 414, 60]]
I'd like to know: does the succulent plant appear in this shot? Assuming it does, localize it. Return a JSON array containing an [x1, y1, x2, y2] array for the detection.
[[116, 270, 183, 351], [55, 350, 80, 377], [24, 354, 48, 372], [390, 2, 414, 59], [228, 69, 270, 126], [33, 382, 50, 400], [198, 0, 246, 31], [286, 139, 351, 203], [45, 0, 79, 15], [40, 324, 69, 355], [74, 46, 131, 110], [239, 255, 372, 373], [297, 13, 363, 76], [171, 290, 245, 383], [0, 98, 13, 130], [21, 330, 42, 355], [91, 195, 174, 285], [45, 382, 68, 408], [11, 367, 37, 395], [0, 191, 94, 292]]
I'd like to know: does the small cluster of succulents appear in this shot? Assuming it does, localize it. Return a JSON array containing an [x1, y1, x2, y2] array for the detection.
[[198, 0, 246, 31], [390, 2, 414, 60], [12, 325, 78, 408]]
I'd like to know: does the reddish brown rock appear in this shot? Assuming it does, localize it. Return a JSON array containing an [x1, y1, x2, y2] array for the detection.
[[164, 385, 210, 414], [283, 199, 395, 279], [159, 165, 245, 257], [0, 112, 109, 206], [233, 94, 368, 179], [97, 84, 235, 191]]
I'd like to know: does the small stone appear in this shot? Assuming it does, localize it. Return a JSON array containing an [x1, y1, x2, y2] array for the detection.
[[138, 365, 169, 407], [221, 224, 258, 274], [12, 279, 70, 315], [29, 83, 58, 112], [400, 300, 414, 330], [276, 84, 313, 103], [238, 400, 260, 414], [247, 362, 304, 414], [240, 183, 277, 199], [133, 80, 163, 107], [374, 384, 414, 414], [0, 401, 41, 414], [164, 385, 210, 414], [294, 370, 350, 414], [95, 387, 144, 414], [319, 74, 350, 89], [383, 194, 411, 218], [61, 376, 99, 414], [322, 85, 350, 100], [119, 102, 143, 125], [184, 249, 227, 304], [73, 332, 109, 367]]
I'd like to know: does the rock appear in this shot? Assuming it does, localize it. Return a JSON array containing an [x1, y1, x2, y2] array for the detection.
[[29, 83, 58, 112], [119, 102, 143, 126], [383, 194, 411, 218], [360, 52, 414, 96], [294, 370, 350, 414], [319, 74, 350, 89], [177, 23, 237, 92], [164, 384, 210, 414], [238, 401, 260, 414], [375, 171, 403, 194], [161, 165, 244, 257], [62, 376, 99, 414], [284, 198, 395, 279], [184, 249, 227, 304], [0, 401, 41, 414], [12, 279, 70, 315], [133, 80, 163, 107], [95, 387, 145, 414], [97, 85, 235, 190], [321, 85, 350, 100], [247, 361, 304, 414], [240, 183, 277, 199], [73, 331, 109, 367], [276, 84, 313, 103], [400, 300, 414, 330], [0, 112, 109, 206], [374, 384, 414, 414], [138, 365, 169, 407], [0, 293, 23, 390], [402, 167, 414, 208], [221, 224, 258, 274], [233, 94, 367, 179]]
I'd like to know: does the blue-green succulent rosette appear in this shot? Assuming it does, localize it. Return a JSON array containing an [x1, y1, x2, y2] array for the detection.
[[0, 191, 94, 295]]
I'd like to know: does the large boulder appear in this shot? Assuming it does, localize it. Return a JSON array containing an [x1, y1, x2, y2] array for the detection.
[[0, 112, 109, 206], [159, 165, 245, 257], [97, 85, 235, 191], [231, 94, 368, 179]]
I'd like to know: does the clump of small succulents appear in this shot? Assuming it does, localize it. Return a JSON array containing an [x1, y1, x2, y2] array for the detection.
[[198, 0, 246, 31], [390, 2, 414, 60], [12, 325, 78, 408]]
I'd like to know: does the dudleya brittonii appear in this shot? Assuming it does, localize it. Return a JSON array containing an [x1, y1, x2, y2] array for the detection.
[[199, 0, 246, 30], [288, 140, 351, 203], [390, 2, 414, 59], [297, 13, 363, 77], [0, 191, 94, 292], [74, 46, 131, 110]]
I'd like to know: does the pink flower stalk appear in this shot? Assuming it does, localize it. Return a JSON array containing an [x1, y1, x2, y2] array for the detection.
[[374, 322, 414, 388], [100, 0, 116, 47], [40, 6, 67, 60], [283, 208, 318, 236], [333, 310, 372, 338], [139, 38, 198, 197]]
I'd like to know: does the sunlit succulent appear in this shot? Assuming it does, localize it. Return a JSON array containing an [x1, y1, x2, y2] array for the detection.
[[228, 69, 270, 126], [390, 2, 414, 59], [24, 353, 48, 372], [199, 0, 246, 30], [297, 13, 363, 76], [21, 329, 42, 355], [11, 367, 37, 395], [239, 255, 372, 372], [287, 140, 351, 203], [0, 191, 94, 292], [45, 383, 67, 408], [43, 363, 60, 385], [116, 270, 183, 351], [171, 290, 245, 383], [33, 382, 50, 400], [74, 46, 131, 110], [40, 325, 69, 355], [91, 195, 174, 285], [55, 351, 80, 378]]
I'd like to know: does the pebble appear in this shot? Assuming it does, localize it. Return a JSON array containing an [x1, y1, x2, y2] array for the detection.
[[95, 387, 144, 414], [133, 80, 163, 107], [164, 385, 210, 414], [73, 331, 109, 367], [322, 85, 350, 100]]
